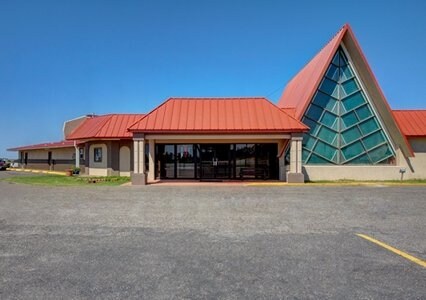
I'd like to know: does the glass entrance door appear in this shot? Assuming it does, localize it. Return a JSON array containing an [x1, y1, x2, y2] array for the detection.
[[198, 144, 232, 179]]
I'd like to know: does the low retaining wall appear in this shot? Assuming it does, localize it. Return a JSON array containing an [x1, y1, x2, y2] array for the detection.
[[303, 165, 409, 181]]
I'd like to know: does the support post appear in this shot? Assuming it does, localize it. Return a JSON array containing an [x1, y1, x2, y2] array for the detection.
[[148, 139, 155, 182], [131, 134, 147, 185], [277, 140, 286, 181], [287, 134, 305, 183], [74, 141, 80, 168]]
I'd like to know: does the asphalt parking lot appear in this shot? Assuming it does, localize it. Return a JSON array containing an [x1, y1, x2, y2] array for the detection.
[[0, 171, 425, 299]]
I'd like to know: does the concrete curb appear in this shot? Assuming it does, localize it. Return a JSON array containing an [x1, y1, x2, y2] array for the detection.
[[6, 168, 67, 176]]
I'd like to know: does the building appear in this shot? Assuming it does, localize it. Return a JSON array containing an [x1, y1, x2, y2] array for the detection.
[[7, 24, 426, 183]]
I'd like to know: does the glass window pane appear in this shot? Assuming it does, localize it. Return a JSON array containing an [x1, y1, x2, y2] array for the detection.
[[368, 144, 393, 163], [302, 149, 310, 163], [363, 131, 386, 150], [303, 134, 316, 151], [313, 140, 337, 161], [302, 117, 321, 136], [305, 105, 323, 122], [339, 50, 349, 66], [332, 52, 340, 66], [326, 64, 339, 81], [320, 111, 337, 128], [317, 126, 337, 145], [341, 111, 358, 128], [308, 153, 333, 164], [342, 126, 362, 144], [345, 153, 371, 164], [359, 118, 379, 135], [341, 141, 364, 161], [340, 65, 353, 81], [176, 144, 195, 178], [342, 78, 359, 95], [356, 105, 372, 121], [313, 92, 337, 111], [342, 91, 365, 111], [319, 78, 339, 97]]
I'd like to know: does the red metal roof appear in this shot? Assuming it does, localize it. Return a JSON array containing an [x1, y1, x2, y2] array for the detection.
[[393, 110, 426, 137], [128, 97, 308, 133], [7, 140, 77, 151], [67, 114, 145, 140], [277, 24, 347, 119]]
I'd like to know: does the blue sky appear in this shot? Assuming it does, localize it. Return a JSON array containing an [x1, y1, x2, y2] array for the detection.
[[1, 0, 425, 158]]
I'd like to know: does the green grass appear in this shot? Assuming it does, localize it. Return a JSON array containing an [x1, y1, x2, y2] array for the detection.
[[3, 175, 130, 186]]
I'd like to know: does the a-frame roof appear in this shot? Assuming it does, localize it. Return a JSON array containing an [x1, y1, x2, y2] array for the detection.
[[128, 97, 308, 133], [277, 24, 413, 157]]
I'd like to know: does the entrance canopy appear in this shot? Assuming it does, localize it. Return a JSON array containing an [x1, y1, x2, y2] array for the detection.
[[128, 97, 308, 134]]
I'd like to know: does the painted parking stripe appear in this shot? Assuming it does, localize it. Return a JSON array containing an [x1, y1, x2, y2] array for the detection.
[[356, 233, 426, 268]]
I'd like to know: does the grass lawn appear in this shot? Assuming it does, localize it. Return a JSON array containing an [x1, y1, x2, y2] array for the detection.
[[3, 175, 130, 186]]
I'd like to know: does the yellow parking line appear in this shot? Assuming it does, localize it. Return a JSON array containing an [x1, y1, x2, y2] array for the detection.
[[356, 233, 426, 268]]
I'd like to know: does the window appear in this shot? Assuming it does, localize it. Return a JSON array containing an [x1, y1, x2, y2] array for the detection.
[[94, 147, 102, 162], [79, 148, 84, 160], [301, 47, 395, 165]]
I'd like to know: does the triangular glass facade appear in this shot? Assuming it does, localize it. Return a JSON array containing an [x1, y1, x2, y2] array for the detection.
[[302, 47, 395, 165]]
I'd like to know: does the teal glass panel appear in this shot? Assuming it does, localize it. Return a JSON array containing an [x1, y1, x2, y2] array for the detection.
[[336, 101, 345, 114], [368, 144, 393, 163], [363, 131, 386, 150], [332, 52, 340, 66], [339, 51, 349, 66], [312, 92, 337, 111], [356, 105, 372, 121], [320, 111, 337, 128], [305, 104, 323, 121], [302, 118, 321, 136], [342, 78, 359, 95], [317, 126, 337, 145], [340, 65, 353, 81], [314, 141, 337, 161], [302, 149, 310, 163], [346, 153, 371, 164], [359, 118, 379, 135], [326, 64, 339, 81], [307, 153, 332, 164], [341, 111, 358, 128], [301, 47, 395, 166], [319, 78, 339, 97], [339, 86, 347, 98], [341, 126, 362, 144], [303, 134, 316, 151], [342, 91, 365, 111], [341, 141, 364, 160]]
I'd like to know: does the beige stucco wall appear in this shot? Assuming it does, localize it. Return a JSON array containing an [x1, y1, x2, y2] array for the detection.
[[119, 146, 131, 177], [303, 138, 426, 181], [21, 147, 81, 171], [88, 143, 108, 176], [403, 137, 426, 179], [24, 148, 75, 160]]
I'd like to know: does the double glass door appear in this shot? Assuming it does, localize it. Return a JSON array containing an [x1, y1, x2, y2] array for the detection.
[[198, 144, 233, 179]]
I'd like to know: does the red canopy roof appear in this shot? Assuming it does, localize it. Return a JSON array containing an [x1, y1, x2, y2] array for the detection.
[[129, 97, 308, 133], [67, 114, 145, 140], [393, 110, 426, 137], [8, 140, 77, 151]]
